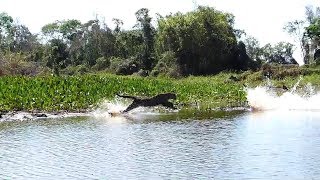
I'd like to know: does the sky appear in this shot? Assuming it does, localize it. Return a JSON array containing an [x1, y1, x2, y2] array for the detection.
[[0, 0, 319, 63]]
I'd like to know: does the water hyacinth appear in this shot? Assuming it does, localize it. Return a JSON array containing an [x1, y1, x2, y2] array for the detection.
[[0, 74, 246, 112]]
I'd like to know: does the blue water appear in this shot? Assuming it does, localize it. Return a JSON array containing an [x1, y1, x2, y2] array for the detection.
[[1, 110, 320, 179]]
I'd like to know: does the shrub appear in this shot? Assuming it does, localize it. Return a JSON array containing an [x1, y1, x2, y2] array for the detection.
[[151, 51, 178, 76], [167, 64, 182, 78], [0, 52, 42, 76], [150, 69, 159, 77], [61, 66, 77, 75], [92, 57, 110, 71], [108, 56, 125, 73], [115, 57, 140, 75], [151, 61, 167, 76], [61, 65, 90, 75], [261, 63, 273, 77], [135, 69, 149, 77], [159, 51, 177, 67], [76, 65, 89, 75]]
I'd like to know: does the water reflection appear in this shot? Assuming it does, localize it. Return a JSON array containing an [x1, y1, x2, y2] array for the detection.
[[1, 110, 320, 179]]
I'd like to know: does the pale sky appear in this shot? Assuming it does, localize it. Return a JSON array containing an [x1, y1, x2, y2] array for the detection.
[[1, 0, 319, 63]]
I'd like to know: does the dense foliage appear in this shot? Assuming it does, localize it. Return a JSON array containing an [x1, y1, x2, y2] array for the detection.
[[156, 7, 243, 75], [1, 6, 293, 77]]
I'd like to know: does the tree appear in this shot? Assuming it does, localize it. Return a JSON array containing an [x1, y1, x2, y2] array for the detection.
[[42, 20, 82, 66], [112, 18, 123, 34], [11, 24, 38, 52], [45, 39, 69, 75], [59, 19, 82, 41], [0, 12, 14, 51], [304, 5, 320, 64], [261, 42, 297, 64], [243, 35, 263, 62], [234, 41, 255, 70], [284, 20, 308, 64], [305, 5, 320, 24], [156, 6, 242, 75], [306, 19, 320, 38], [285, 5, 320, 64], [42, 18, 118, 67], [41, 19, 81, 42], [0, 12, 41, 62], [81, 19, 116, 66], [41, 21, 61, 40], [135, 8, 156, 71], [114, 30, 143, 59]]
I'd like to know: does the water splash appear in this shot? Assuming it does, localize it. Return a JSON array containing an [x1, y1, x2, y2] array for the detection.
[[247, 78, 320, 111], [91, 99, 162, 119], [0, 112, 87, 122], [91, 100, 128, 118], [289, 76, 302, 94]]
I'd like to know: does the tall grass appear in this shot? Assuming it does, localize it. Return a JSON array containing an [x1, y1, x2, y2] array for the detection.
[[0, 74, 246, 112]]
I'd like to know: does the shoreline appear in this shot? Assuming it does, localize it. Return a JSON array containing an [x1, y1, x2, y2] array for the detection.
[[0, 106, 251, 122], [1, 66, 320, 119], [0, 110, 90, 122], [0, 74, 247, 113]]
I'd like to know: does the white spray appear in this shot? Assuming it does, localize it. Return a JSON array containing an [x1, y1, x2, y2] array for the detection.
[[247, 77, 320, 111], [91, 98, 159, 119]]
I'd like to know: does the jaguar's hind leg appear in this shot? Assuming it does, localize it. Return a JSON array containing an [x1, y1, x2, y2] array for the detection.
[[123, 102, 139, 113]]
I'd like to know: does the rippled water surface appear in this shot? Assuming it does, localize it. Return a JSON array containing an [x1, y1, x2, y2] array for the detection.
[[1, 110, 320, 179]]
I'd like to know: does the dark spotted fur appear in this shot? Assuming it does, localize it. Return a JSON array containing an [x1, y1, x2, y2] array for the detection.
[[117, 93, 177, 113]]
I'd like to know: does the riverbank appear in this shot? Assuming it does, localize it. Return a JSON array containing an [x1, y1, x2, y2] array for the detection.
[[0, 73, 247, 112], [1, 65, 320, 113]]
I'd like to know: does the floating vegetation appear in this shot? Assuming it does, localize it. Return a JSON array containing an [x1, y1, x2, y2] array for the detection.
[[0, 74, 246, 112]]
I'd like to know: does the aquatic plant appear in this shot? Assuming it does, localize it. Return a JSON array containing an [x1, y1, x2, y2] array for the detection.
[[0, 74, 246, 112]]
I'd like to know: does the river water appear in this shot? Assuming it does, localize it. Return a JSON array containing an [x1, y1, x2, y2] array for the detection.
[[1, 109, 320, 179]]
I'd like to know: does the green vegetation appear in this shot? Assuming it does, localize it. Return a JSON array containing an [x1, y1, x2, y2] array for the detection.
[[0, 74, 246, 112], [1, 5, 318, 77], [156, 7, 247, 75], [241, 64, 320, 87], [0, 6, 257, 77], [2, 64, 320, 112], [0, 5, 320, 113]]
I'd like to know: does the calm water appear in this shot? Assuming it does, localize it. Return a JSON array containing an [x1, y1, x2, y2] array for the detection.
[[1, 110, 320, 179]]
